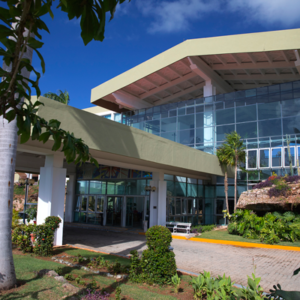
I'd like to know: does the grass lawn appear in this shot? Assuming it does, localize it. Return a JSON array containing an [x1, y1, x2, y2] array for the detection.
[[197, 229, 300, 247], [0, 248, 194, 300]]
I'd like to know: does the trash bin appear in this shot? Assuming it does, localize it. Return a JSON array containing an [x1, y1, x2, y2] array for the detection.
[[143, 220, 148, 232]]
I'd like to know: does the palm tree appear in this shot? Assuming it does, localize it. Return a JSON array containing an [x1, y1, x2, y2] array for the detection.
[[43, 90, 70, 105], [219, 132, 246, 212], [216, 145, 233, 214]]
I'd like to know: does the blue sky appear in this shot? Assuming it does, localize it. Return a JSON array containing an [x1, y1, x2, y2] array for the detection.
[[29, 0, 300, 109]]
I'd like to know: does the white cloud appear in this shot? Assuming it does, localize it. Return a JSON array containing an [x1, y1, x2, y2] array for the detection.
[[136, 0, 300, 34], [137, 0, 220, 34], [228, 0, 300, 27]]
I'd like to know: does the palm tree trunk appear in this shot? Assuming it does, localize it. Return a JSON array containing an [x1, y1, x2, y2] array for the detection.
[[234, 156, 238, 212], [224, 171, 229, 213], [0, 26, 34, 290]]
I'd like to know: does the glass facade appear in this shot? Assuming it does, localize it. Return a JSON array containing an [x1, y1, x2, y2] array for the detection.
[[121, 81, 300, 186]]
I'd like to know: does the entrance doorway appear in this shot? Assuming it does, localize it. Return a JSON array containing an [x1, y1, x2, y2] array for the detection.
[[126, 197, 145, 228], [106, 196, 123, 226]]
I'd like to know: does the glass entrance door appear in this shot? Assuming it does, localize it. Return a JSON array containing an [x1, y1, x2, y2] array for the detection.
[[126, 197, 144, 228], [106, 196, 123, 226]]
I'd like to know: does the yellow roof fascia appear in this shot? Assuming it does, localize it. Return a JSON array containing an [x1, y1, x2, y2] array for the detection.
[[91, 28, 300, 103]]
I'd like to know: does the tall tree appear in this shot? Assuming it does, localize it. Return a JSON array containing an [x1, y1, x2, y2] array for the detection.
[[216, 144, 233, 214], [219, 132, 246, 212], [44, 90, 70, 105], [0, 0, 129, 290]]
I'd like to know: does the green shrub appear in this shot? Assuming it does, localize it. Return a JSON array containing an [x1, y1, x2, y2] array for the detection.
[[228, 210, 300, 244], [140, 226, 177, 285], [192, 224, 216, 234], [129, 250, 142, 283], [11, 216, 61, 256]]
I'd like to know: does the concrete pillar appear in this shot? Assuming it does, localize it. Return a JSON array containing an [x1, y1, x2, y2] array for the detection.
[[37, 155, 66, 246], [149, 171, 166, 227], [65, 174, 76, 223], [203, 80, 216, 98]]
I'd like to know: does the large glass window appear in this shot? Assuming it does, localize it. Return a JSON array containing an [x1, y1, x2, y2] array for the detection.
[[81, 196, 88, 211], [76, 181, 88, 194], [259, 149, 269, 168], [284, 147, 295, 167], [88, 196, 96, 212], [89, 181, 106, 194], [236, 122, 257, 139], [272, 148, 282, 167], [248, 150, 257, 169], [96, 196, 104, 212], [177, 129, 194, 144], [258, 119, 282, 137], [144, 120, 160, 135], [216, 108, 234, 125], [236, 105, 257, 123], [216, 124, 235, 141], [195, 128, 204, 144], [258, 102, 281, 120], [176, 198, 181, 214], [283, 117, 300, 135], [282, 98, 300, 117], [177, 115, 195, 131], [161, 131, 176, 142], [161, 117, 176, 132], [196, 113, 204, 128]]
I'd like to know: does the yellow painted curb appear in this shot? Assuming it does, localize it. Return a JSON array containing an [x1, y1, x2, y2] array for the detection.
[[188, 238, 300, 251], [172, 235, 188, 240], [138, 232, 146, 236]]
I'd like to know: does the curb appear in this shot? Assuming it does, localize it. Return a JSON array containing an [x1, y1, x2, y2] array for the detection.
[[174, 236, 300, 251]]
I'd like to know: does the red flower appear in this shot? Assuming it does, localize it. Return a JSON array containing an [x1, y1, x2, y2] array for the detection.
[[42, 239, 44, 241], [39, 245, 40, 247]]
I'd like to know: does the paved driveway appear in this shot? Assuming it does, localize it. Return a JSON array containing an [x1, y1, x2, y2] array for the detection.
[[63, 226, 300, 292]]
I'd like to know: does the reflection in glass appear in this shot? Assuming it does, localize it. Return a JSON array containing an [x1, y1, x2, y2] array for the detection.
[[216, 124, 235, 141], [88, 196, 96, 212], [76, 181, 88, 194], [96, 196, 104, 212], [248, 150, 257, 168], [259, 149, 269, 168], [177, 129, 194, 144], [282, 99, 300, 117], [216, 108, 234, 125], [236, 122, 257, 139], [283, 117, 300, 135], [258, 102, 281, 120], [161, 131, 176, 142], [285, 147, 295, 166], [216, 199, 224, 214], [236, 105, 257, 123], [161, 117, 176, 132], [176, 198, 181, 215], [272, 148, 281, 167], [259, 119, 282, 137], [177, 115, 195, 131]]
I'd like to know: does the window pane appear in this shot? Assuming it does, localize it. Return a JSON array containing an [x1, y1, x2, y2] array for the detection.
[[143, 120, 160, 135], [248, 150, 257, 168], [216, 199, 224, 214], [187, 199, 193, 214], [89, 181, 105, 194], [216, 124, 235, 141], [88, 196, 96, 212], [96, 196, 104, 212], [114, 113, 121, 123], [161, 131, 176, 142], [272, 148, 282, 167], [285, 147, 295, 166], [102, 114, 111, 120], [182, 199, 187, 214], [177, 115, 195, 131], [236, 122, 257, 139], [258, 102, 281, 120], [282, 98, 300, 117], [81, 196, 88, 211], [216, 108, 234, 125], [187, 183, 197, 197], [175, 182, 186, 197], [258, 119, 282, 137], [177, 129, 194, 144], [161, 117, 176, 132], [260, 149, 269, 168], [283, 117, 300, 135], [76, 181, 88, 194], [204, 109, 214, 127], [198, 199, 203, 215], [195, 128, 204, 144], [236, 105, 257, 123], [176, 198, 181, 215], [75, 196, 81, 211], [196, 113, 204, 128]]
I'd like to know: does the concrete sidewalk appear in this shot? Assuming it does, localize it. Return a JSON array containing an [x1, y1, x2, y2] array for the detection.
[[63, 226, 300, 292]]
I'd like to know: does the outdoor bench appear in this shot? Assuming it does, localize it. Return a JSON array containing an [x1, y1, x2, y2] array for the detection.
[[166, 222, 192, 234]]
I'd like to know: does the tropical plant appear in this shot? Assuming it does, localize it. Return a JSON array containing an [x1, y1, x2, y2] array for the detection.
[[25, 206, 37, 223], [0, 0, 129, 290], [217, 143, 233, 212], [115, 285, 122, 300], [171, 273, 181, 294], [217, 132, 246, 211], [236, 273, 265, 300], [43, 90, 70, 105]]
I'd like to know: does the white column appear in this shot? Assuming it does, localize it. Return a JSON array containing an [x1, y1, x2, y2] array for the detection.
[[37, 155, 66, 246], [65, 174, 76, 223], [149, 171, 166, 227], [203, 80, 216, 151]]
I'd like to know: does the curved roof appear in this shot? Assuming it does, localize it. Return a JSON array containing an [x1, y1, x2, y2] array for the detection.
[[91, 28, 300, 110]]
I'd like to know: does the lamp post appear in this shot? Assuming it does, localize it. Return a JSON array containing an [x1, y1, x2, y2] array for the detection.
[[145, 185, 156, 229]]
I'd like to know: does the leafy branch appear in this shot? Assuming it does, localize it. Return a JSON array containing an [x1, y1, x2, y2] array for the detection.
[[0, 0, 129, 166]]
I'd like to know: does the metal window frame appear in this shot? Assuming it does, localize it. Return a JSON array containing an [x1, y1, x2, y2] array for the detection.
[[283, 146, 296, 167], [271, 147, 282, 168], [259, 148, 270, 169], [247, 149, 258, 169]]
